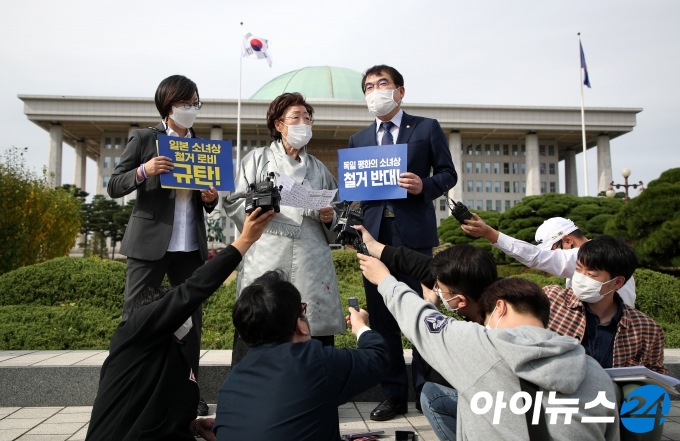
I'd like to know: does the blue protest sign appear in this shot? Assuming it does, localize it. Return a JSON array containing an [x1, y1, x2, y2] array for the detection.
[[157, 135, 234, 191], [337, 144, 407, 201]]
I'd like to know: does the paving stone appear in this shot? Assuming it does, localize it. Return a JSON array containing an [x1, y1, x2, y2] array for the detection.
[[338, 418, 368, 432], [0, 352, 36, 364], [664, 420, 680, 440], [0, 409, 20, 420], [363, 421, 418, 436], [43, 414, 89, 425], [6, 410, 61, 420], [26, 423, 85, 436], [67, 424, 88, 441], [72, 353, 108, 367], [0, 419, 44, 430], [16, 435, 71, 441], [54, 409, 90, 416], [33, 352, 104, 367], [0, 429, 30, 441], [0, 353, 66, 367], [338, 407, 361, 418]]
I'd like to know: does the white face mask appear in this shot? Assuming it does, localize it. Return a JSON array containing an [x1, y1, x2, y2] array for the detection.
[[169, 105, 199, 129], [283, 123, 312, 150], [435, 287, 460, 313], [485, 306, 503, 330], [365, 88, 399, 117], [174, 317, 193, 340], [571, 272, 617, 303]]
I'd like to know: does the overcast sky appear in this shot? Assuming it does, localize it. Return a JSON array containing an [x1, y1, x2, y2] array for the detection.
[[2, 0, 679, 198]]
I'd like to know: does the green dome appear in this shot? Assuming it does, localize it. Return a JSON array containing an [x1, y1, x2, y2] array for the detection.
[[250, 66, 364, 101]]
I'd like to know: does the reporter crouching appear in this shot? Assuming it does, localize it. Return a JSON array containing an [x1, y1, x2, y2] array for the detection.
[[84, 208, 275, 441]]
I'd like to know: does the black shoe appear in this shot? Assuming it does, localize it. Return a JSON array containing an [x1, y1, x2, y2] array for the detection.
[[370, 396, 408, 421], [415, 399, 422, 413], [197, 398, 209, 416]]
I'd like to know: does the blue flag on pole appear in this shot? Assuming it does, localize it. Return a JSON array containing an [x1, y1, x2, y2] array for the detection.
[[580, 41, 591, 88]]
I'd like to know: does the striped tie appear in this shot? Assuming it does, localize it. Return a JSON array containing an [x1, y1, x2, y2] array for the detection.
[[380, 121, 395, 145]]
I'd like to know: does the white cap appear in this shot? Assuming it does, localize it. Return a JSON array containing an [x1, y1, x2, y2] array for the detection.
[[534, 217, 578, 250]]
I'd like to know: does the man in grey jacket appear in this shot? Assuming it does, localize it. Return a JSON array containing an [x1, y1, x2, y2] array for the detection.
[[358, 254, 619, 441]]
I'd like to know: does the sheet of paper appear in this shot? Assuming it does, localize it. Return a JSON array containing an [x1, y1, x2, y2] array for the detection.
[[605, 366, 680, 389], [278, 173, 337, 211]]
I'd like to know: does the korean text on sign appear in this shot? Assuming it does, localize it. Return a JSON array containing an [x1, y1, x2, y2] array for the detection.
[[157, 135, 234, 191], [337, 144, 408, 201]]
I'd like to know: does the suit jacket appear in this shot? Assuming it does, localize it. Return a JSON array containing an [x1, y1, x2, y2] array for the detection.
[[108, 122, 215, 261], [213, 331, 389, 441], [348, 112, 457, 249]]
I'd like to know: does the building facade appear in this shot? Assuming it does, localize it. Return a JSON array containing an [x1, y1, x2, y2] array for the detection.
[[20, 66, 640, 245]]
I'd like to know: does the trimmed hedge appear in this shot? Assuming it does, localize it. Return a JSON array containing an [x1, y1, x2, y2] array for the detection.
[[0, 251, 678, 350]]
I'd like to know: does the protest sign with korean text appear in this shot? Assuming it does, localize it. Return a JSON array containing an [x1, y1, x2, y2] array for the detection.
[[337, 144, 407, 201], [157, 135, 234, 191]]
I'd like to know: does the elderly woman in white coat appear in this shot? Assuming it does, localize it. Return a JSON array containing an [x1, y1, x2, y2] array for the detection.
[[225, 92, 345, 362]]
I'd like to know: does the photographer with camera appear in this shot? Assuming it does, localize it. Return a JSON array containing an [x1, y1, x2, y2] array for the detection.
[[224, 92, 345, 364]]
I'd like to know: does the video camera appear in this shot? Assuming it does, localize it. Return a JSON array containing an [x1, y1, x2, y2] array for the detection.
[[333, 201, 369, 255], [226, 172, 282, 216]]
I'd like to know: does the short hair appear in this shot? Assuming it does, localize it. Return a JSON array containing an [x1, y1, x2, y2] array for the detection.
[[154, 75, 199, 120], [129, 286, 172, 315], [577, 235, 638, 282], [477, 278, 551, 327], [430, 244, 498, 302], [232, 269, 303, 346], [361, 65, 405, 93], [568, 229, 587, 240], [265, 93, 315, 141]]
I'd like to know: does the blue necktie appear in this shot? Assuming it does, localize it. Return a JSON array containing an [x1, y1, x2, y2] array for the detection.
[[380, 121, 395, 145]]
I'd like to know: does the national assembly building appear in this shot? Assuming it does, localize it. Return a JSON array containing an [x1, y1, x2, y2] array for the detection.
[[19, 66, 641, 244]]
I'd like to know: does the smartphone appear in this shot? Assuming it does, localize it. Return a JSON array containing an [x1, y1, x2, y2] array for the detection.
[[395, 431, 416, 441], [348, 297, 359, 311]]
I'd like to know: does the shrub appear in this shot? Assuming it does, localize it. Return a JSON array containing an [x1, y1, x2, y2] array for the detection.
[[0, 252, 678, 350], [0, 148, 81, 275], [605, 168, 680, 268]]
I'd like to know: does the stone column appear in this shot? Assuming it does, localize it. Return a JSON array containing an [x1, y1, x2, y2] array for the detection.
[[525, 133, 540, 196], [48, 124, 63, 187], [597, 135, 613, 194], [564, 148, 578, 195], [74, 141, 87, 191], [95, 137, 104, 196], [447, 131, 463, 204]]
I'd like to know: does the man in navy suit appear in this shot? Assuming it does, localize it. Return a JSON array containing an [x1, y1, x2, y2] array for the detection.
[[348, 65, 457, 420], [213, 270, 389, 441]]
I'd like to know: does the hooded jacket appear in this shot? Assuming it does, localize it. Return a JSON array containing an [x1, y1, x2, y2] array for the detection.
[[378, 275, 619, 441]]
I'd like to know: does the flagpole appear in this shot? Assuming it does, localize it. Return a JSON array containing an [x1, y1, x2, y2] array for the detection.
[[578, 32, 589, 197], [235, 22, 243, 240]]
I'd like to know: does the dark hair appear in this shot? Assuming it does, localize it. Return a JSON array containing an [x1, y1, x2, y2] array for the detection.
[[266, 93, 315, 141], [477, 278, 551, 327], [361, 65, 404, 93], [155, 75, 199, 120], [129, 286, 172, 315], [232, 269, 303, 346], [568, 229, 587, 240], [577, 235, 638, 282], [430, 244, 498, 303]]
